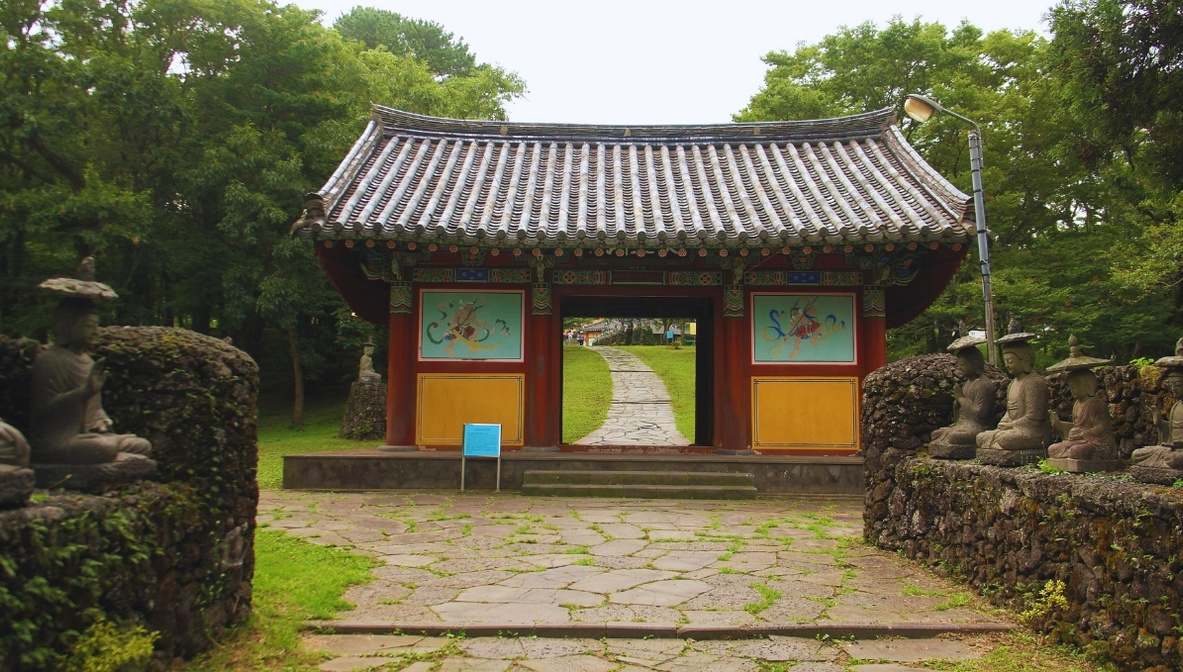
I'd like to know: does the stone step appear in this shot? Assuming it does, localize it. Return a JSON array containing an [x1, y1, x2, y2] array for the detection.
[[521, 483, 758, 499], [522, 469, 754, 487]]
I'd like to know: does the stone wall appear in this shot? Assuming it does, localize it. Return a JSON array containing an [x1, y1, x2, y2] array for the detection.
[[0, 328, 258, 669], [864, 355, 1180, 671], [341, 380, 386, 440]]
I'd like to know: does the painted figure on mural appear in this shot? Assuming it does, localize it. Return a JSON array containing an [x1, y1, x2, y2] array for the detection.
[[976, 336, 1053, 453], [763, 296, 846, 360], [426, 296, 511, 357]]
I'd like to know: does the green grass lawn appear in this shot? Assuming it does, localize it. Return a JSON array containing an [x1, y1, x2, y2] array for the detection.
[[174, 529, 378, 671], [255, 395, 375, 489], [618, 345, 697, 441], [562, 344, 613, 443]]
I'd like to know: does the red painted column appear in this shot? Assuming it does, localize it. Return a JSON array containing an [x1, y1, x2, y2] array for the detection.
[[525, 280, 558, 448], [525, 312, 554, 447], [861, 286, 888, 375], [385, 282, 416, 446], [720, 284, 752, 451]]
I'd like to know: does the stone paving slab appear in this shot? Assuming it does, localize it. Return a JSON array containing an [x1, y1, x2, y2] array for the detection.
[[304, 633, 1004, 671], [265, 491, 1018, 670]]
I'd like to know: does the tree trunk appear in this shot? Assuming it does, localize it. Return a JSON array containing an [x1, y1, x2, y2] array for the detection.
[[288, 325, 305, 428]]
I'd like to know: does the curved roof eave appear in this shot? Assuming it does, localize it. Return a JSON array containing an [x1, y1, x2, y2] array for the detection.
[[291, 107, 975, 249]]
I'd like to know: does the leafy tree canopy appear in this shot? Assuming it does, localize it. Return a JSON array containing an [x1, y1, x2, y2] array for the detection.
[[0, 0, 523, 422], [738, 15, 1179, 363]]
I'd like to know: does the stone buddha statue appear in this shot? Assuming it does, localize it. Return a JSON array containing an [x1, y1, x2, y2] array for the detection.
[[1130, 337, 1183, 483], [0, 420, 34, 505], [358, 338, 382, 383], [28, 259, 153, 482], [29, 298, 152, 464], [1045, 335, 1120, 471], [975, 333, 1053, 465], [0, 420, 30, 469], [929, 336, 996, 460]]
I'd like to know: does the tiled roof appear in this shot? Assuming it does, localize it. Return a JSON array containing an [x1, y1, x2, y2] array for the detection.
[[293, 106, 974, 249]]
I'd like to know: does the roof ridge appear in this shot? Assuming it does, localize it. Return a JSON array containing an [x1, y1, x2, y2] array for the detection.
[[372, 106, 895, 143]]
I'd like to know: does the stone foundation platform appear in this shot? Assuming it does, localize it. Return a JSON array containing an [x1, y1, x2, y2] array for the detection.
[[32, 453, 157, 492], [1045, 457, 1125, 474], [0, 467, 34, 507], [927, 443, 975, 460], [284, 450, 862, 494], [1129, 465, 1183, 485], [975, 448, 1045, 467]]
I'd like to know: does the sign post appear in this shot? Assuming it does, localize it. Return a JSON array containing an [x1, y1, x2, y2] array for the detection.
[[461, 423, 502, 492]]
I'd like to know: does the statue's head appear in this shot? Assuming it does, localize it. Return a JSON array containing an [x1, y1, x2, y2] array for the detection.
[[1067, 368, 1099, 401], [1165, 369, 1183, 396], [51, 298, 100, 350], [1001, 342, 1035, 376], [955, 348, 985, 378]]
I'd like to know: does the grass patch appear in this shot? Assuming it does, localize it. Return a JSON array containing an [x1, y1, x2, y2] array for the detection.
[[256, 396, 374, 490], [617, 345, 696, 440], [744, 582, 781, 615], [562, 344, 613, 442], [922, 631, 1110, 671], [176, 529, 378, 670]]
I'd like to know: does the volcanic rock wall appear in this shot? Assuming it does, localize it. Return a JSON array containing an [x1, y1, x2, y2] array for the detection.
[[0, 328, 258, 669], [864, 355, 1181, 671]]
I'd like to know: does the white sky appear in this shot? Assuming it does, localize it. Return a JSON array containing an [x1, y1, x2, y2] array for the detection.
[[293, 0, 1054, 125]]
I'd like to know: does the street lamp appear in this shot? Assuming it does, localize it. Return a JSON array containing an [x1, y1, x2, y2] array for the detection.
[[903, 93, 997, 365]]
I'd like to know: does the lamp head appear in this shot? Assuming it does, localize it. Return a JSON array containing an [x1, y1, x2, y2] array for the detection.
[[903, 94, 941, 123]]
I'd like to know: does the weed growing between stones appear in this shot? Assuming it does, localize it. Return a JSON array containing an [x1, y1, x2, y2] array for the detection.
[[60, 621, 157, 672], [1019, 580, 1070, 627], [744, 583, 782, 615]]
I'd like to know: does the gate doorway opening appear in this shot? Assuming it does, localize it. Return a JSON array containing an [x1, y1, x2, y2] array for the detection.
[[560, 296, 714, 447]]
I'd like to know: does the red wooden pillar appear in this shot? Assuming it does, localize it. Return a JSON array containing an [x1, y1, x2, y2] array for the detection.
[[525, 280, 558, 448], [385, 281, 416, 446], [861, 286, 888, 374], [719, 284, 752, 451]]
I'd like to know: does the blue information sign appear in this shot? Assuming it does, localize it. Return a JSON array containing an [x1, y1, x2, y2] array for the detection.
[[463, 424, 502, 457]]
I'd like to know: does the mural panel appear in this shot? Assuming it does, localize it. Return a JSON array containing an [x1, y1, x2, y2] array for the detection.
[[419, 290, 524, 361], [752, 293, 855, 363]]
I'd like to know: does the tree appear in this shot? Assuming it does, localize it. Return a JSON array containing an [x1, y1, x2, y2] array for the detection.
[[334, 6, 476, 78], [0, 0, 525, 425], [1050, 0, 1183, 328], [737, 17, 1177, 362]]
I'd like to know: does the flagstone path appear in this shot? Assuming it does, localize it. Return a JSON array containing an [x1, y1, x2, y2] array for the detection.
[[571, 347, 690, 446], [258, 491, 1014, 671]]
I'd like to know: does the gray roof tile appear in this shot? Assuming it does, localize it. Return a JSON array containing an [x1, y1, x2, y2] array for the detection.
[[294, 106, 974, 248]]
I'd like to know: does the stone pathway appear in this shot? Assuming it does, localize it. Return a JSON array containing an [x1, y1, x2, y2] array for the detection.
[[258, 492, 1014, 671], [571, 347, 689, 446]]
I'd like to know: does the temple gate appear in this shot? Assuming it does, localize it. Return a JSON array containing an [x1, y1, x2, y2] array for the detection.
[[293, 107, 973, 455]]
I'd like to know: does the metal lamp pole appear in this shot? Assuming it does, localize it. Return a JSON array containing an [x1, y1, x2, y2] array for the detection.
[[903, 93, 997, 365]]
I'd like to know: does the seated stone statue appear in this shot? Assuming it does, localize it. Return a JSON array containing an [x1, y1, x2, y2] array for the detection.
[[0, 419, 30, 468], [1130, 369, 1183, 471], [929, 340, 996, 459], [358, 340, 381, 383], [0, 419, 34, 506], [29, 298, 152, 464], [1049, 369, 1118, 461], [976, 338, 1052, 457]]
